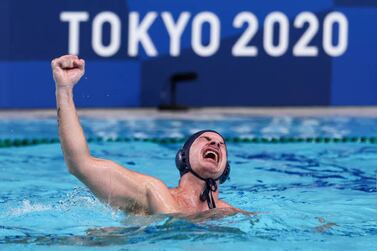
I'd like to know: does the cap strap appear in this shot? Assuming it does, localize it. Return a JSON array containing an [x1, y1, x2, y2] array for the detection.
[[190, 169, 218, 209], [199, 178, 217, 209]]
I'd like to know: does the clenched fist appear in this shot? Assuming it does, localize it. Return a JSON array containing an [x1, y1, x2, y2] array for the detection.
[[52, 55, 85, 89]]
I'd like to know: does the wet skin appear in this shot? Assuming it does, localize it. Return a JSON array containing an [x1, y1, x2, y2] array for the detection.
[[52, 55, 244, 216]]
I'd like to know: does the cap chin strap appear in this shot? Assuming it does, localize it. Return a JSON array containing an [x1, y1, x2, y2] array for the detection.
[[189, 169, 218, 209]]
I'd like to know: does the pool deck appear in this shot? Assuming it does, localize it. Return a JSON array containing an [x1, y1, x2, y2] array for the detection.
[[0, 107, 377, 119]]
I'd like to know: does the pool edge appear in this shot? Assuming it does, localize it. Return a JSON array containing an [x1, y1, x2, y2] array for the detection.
[[0, 107, 377, 119]]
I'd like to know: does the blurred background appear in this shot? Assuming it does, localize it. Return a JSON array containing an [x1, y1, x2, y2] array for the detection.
[[0, 0, 376, 109]]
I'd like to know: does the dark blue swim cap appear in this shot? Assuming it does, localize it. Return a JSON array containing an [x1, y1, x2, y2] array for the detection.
[[175, 130, 230, 184], [175, 130, 231, 209]]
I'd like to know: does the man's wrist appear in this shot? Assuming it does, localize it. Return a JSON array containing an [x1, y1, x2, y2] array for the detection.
[[56, 82, 74, 89], [56, 84, 73, 92], [55, 84, 74, 99]]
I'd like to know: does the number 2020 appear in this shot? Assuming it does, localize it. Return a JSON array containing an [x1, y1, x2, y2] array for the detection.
[[232, 11, 348, 57]]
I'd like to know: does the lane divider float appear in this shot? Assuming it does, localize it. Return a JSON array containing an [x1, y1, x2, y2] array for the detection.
[[1, 136, 377, 148]]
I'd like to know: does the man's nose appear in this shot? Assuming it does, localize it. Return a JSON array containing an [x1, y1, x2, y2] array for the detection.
[[210, 140, 220, 148]]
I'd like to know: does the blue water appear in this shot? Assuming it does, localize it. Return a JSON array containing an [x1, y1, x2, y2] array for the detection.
[[0, 116, 376, 250]]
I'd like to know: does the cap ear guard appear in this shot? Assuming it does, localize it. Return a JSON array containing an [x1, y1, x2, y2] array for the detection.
[[218, 163, 230, 184], [175, 148, 190, 176]]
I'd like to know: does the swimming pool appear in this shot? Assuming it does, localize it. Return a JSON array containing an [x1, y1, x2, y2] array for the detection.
[[1, 113, 376, 250]]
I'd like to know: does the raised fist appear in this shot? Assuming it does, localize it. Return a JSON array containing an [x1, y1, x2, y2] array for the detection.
[[52, 55, 85, 88]]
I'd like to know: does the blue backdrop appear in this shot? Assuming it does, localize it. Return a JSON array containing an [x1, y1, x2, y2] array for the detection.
[[0, 0, 376, 108]]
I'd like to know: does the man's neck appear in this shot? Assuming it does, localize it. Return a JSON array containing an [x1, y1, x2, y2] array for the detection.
[[175, 173, 220, 209]]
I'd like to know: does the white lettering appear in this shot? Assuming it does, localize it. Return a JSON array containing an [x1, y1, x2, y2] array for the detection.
[[293, 12, 319, 57], [232, 12, 259, 56], [92, 12, 121, 57], [161, 12, 191, 57], [60, 11, 89, 55], [128, 12, 158, 57], [192, 12, 220, 57], [264, 12, 289, 57], [323, 12, 348, 57]]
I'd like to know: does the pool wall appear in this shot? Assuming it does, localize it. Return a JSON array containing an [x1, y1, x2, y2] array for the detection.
[[0, 0, 376, 108]]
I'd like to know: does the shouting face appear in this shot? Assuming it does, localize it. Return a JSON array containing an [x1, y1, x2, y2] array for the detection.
[[188, 132, 228, 180]]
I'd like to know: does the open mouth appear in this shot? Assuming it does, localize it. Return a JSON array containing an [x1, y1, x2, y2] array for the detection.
[[203, 148, 220, 164]]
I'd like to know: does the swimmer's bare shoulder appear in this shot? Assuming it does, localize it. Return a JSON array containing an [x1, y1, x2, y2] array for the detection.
[[72, 157, 179, 215]]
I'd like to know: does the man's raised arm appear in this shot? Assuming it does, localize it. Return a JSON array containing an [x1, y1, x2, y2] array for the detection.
[[52, 55, 175, 213], [53, 56, 89, 168]]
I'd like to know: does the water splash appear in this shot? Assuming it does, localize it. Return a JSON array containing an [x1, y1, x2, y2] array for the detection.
[[9, 200, 51, 217]]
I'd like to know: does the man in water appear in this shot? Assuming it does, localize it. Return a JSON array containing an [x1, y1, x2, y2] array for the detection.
[[52, 55, 238, 216]]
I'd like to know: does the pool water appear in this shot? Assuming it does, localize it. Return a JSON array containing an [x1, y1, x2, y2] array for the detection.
[[0, 116, 376, 250]]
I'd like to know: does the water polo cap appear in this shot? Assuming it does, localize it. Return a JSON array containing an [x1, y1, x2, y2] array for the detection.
[[175, 130, 230, 209]]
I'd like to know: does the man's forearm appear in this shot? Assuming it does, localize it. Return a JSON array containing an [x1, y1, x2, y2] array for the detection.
[[56, 87, 90, 169]]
